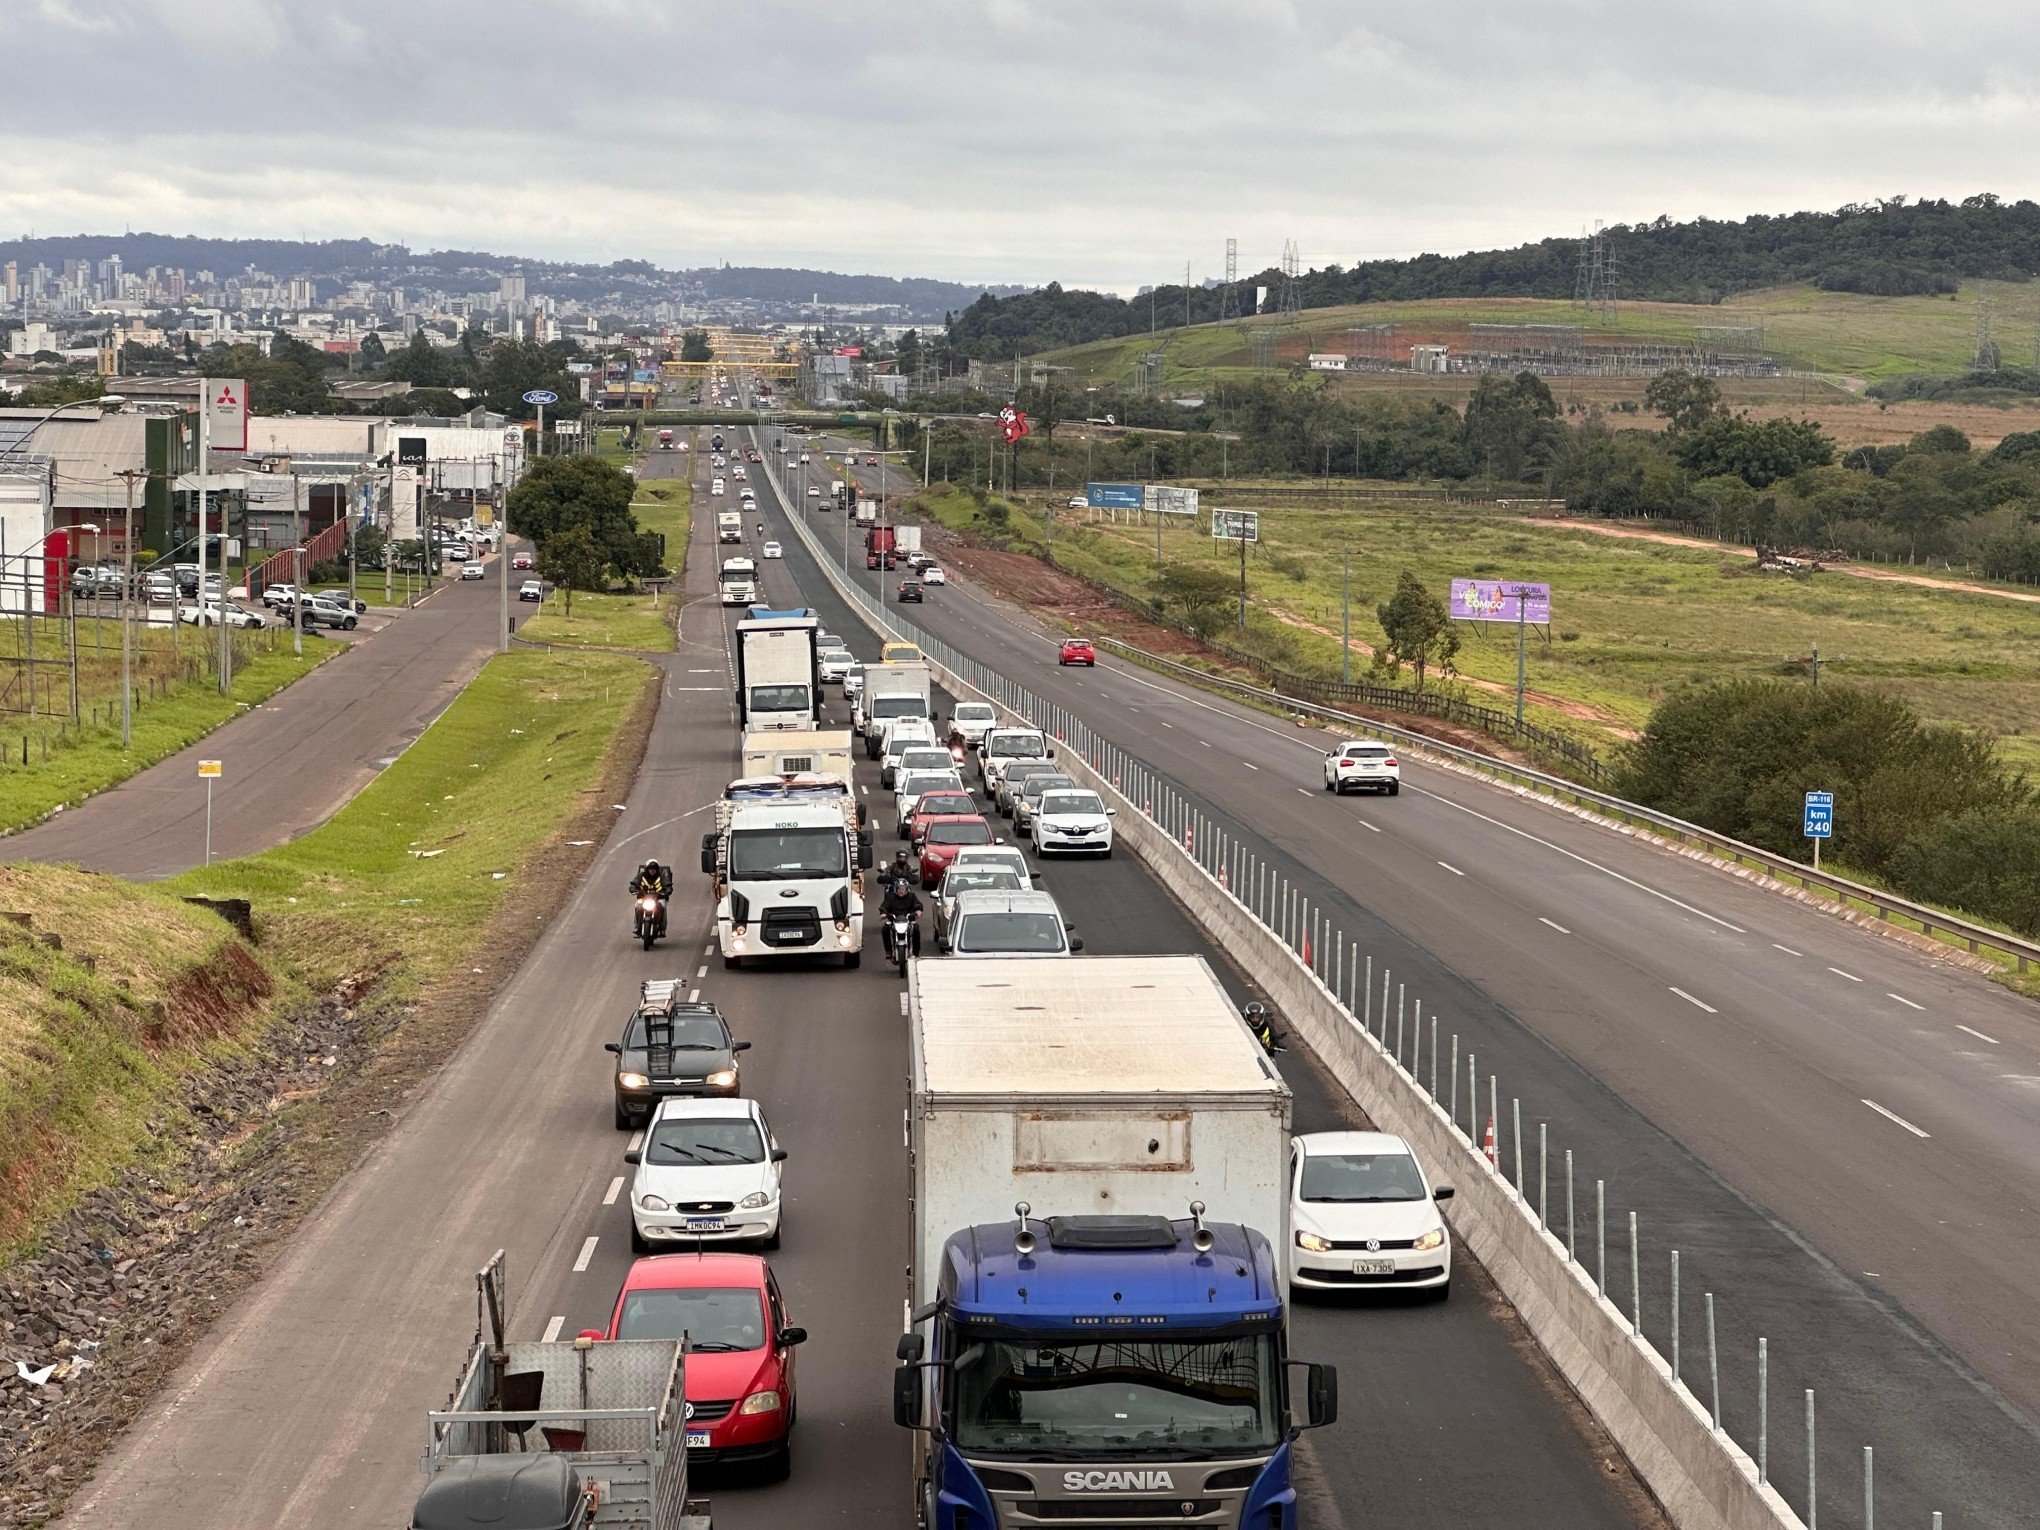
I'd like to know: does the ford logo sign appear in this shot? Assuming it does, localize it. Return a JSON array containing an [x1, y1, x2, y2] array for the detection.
[[779, 888, 799, 898]]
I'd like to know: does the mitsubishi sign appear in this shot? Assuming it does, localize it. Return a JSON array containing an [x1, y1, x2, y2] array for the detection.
[[203, 376, 248, 452]]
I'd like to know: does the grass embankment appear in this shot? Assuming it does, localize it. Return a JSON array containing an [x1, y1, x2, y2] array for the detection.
[[520, 458, 693, 652], [0, 647, 656, 1251], [0, 630, 332, 835], [910, 484, 2040, 772]]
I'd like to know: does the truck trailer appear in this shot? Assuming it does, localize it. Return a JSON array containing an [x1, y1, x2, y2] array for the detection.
[[894, 956, 1337, 1529], [740, 727, 853, 784], [734, 614, 820, 731], [701, 776, 871, 968], [857, 660, 933, 755]]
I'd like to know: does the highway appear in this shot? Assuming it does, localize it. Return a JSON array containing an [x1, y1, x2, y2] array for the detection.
[[3, 564, 505, 878], [62, 439, 1658, 1528], [761, 421, 2040, 1525]]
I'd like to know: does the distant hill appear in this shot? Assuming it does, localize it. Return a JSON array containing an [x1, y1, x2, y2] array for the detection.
[[945, 195, 2040, 360], [0, 234, 1020, 317]]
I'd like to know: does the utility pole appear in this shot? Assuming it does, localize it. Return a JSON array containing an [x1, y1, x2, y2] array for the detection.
[[1341, 551, 1351, 683], [117, 469, 143, 748], [1513, 586, 1532, 729], [1237, 522, 1248, 631], [292, 475, 304, 658], [1808, 644, 1821, 691], [198, 396, 214, 689], [497, 453, 509, 652]]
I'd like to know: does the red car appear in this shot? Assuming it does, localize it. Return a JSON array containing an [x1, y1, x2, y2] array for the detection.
[[908, 791, 977, 846], [915, 813, 995, 887], [1058, 638, 1096, 666], [587, 1253, 805, 1479], [511, 552, 534, 570]]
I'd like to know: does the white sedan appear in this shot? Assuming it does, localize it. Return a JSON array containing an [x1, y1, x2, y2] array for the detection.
[[178, 601, 266, 629], [1323, 739, 1401, 796], [762, 541, 783, 559], [1289, 1131, 1453, 1296], [459, 562, 485, 581], [806, 486, 821, 498], [921, 565, 946, 585], [626, 1097, 786, 1252], [1032, 788, 1114, 857]]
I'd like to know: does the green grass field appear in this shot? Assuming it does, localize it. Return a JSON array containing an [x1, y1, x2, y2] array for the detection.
[[520, 590, 674, 651], [1039, 281, 2040, 390], [633, 474, 693, 576], [915, 485, 2040, 771]]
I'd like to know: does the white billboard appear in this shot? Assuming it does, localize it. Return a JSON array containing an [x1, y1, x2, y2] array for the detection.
[[202, 376, 248, 452], [1150, 486, 1200, 517]]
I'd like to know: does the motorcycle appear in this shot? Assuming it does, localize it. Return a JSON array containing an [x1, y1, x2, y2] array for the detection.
[[883, 910, 919, 976], [1243, 1001, 1285, 1055], [948, 743, 968, 767], [632, 892, 668, 951]]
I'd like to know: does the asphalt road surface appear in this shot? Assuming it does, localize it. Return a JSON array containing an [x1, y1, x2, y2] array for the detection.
[[4, 563, 505, 879], [64, 445, 1656, 1529], [759, 421, 2040, 1527]]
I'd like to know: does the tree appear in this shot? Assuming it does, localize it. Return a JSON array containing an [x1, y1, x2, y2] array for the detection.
[[1460, 372, 1561, 482], [1642, 368, 1723, 434], [385, 329, 471, 390], [1374, 570, 1460, 692], [895, 328, 922, 378], [1151, 562, 1237, 638], [680, 329, 714, 363], [12, 375, 105, 407], [1671, 414, 1834, 488], [483, 339, 578, 420], [536, 525, 608, 617], [357, 330, 387, 364], [505, 457, 659, 579]]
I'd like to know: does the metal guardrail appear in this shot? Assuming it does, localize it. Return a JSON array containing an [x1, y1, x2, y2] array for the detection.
[[1089, 633, 2040, 976]]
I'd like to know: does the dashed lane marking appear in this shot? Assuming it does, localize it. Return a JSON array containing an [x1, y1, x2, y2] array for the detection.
[[1539, 917, 1571, 935], [541, 1315, 565, 1343], [1888, 993, 1925, 1012], [1438, 861, 1464, 876], [1957, 1025, 2000, 1045], [1829, 967, 1863, 983], [1862, 1099, 1930, 1138], [604, 1176, 625, 1206], [1773, 944, 1803, 956], [1670, 987, 1718, 1014], [573, 1236, 600, 1273]]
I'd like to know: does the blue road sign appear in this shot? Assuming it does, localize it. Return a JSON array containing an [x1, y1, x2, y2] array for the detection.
[[521, 389, 559, 406], [1086, 482, 1145, 510], [1803, 790, 1834, 839]]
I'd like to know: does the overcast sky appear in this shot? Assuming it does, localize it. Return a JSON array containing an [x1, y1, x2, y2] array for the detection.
[[5, 0, 2034, 292]]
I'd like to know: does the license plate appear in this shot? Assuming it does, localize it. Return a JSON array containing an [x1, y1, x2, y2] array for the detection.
[[1352, 1259, 1395, 1276], [684, 1217, 726, 1232], [685, 1430, 711, 1449]]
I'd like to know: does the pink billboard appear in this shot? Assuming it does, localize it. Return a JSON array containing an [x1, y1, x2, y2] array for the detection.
[[1451, 578, 1550, 623]]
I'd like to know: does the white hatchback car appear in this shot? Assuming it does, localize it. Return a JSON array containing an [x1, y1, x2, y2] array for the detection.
[[948, 844, 1036, 886], [762, 541, 783, 559], [1289, 1131, 1452, 1296], [921, 565, 946, 585], [626, 1097, 786, 1253], [1032, 788, 1115, 857], [1323, 739, 1401, 796]]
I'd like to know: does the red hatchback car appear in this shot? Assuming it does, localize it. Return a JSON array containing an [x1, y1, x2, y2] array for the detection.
[[1058, 638, 1096, 666], [908, 791, 977, 845], [915, 814, 995, 887], [589, 1253, 806, 1479]]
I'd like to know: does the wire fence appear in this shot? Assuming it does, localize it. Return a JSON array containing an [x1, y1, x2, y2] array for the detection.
[[758, 425, 1957, 1529]]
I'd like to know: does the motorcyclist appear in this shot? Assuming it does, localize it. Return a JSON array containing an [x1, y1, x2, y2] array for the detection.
[[1242, 1001, 1284, 1054], [945, 724, 968, 763], [878, 851, 923, 957], [629, 859, 671, 936]]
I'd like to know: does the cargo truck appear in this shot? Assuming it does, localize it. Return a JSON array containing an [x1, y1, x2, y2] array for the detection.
[[735, 614, 820, 731], [741, 727, 853, 784], [857, 660, 933, 756], [657, 427, 675, 450], [413, 1253, 709, 1530], [854, 499, 879, 525], [894, 524, 922, 559], [701, 776, 870, 968], [718, 557, 757, 607], [865, 525, 898, 570], [893, 956, 1338, 1529], [717, 511, 743, 544]]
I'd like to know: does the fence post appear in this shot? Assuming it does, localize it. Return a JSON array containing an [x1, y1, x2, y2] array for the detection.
[[1706, 1293, 1720, 1428], [1565, 1151, 1575, 1260], [1537, 1122, 1547, 1227], [1395, 985, 1405, 1065], [1629, 1211, 1641, 1334], [1805, 1390, 1816, 1529], [1514, 1097, 1525, 1193], [1596, 1180, 1606, 1292], [1429, 1015, 1438, 1099], [1363, 955, 1373, 1028], [1449, 1035, 1459, 1125], [1758, 1337, 1769, 1482], [1862, 1446, 1872, 1530], [1671, 1251, 1680, 1378]]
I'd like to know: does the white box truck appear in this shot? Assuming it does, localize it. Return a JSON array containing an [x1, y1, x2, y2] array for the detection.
[[701, 776, 870, 968], [716, 510, 743, 543], [718, 555, 757, 607], [893, 956, 1337, 1527], [857, 660, 933, 757], [741, 727, 853, 784], [894, 524, 922, 557], [735, 614, 820, 731]]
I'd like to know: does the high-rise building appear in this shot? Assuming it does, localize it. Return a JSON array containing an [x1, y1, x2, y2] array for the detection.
[[500, 274, 526, 304], [2, 262, 16, 303]]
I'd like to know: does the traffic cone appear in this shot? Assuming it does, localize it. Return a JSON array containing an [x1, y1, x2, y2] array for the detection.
[[1301, 929, 1313, 966], [1482, 1117, 1498, 1167]]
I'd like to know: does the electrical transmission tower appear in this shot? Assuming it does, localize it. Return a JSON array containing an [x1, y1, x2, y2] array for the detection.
[[1219, 238, 1239, 321], [1975, 291, 2000, 372], [1574, 221, 1618, 323], [1279, 240, 1302, 315]]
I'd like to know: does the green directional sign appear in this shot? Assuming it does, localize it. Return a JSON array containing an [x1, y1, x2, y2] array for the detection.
[[839, 411, 858, 424]]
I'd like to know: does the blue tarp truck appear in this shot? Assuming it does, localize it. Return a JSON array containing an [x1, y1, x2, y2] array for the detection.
[[894, 956, 1339, 1529]]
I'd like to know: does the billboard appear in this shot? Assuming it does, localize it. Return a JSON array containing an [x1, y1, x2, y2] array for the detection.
[[202, 376, 248, 452], [1211, 509, 1259, 543], [1450, 578, 1551, 623], [1150, 485, 1200, 516], [1086, 482, 1145, 510]]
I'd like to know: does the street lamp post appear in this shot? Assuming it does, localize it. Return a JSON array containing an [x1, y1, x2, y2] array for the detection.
[[117, 470, 145, 748]]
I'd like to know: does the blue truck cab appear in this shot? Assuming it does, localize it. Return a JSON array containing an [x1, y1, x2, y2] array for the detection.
[[895, 1208, 1338, 1530]]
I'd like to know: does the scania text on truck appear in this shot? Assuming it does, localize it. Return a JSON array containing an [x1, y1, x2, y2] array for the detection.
[[894, 956, 1338, 1529], [858, 660, 933, 756], [735, 613, 822, 732], [701, 776, 871, 968]]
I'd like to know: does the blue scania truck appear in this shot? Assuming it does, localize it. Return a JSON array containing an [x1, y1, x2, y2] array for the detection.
[[895, 956, 1339, 1529]]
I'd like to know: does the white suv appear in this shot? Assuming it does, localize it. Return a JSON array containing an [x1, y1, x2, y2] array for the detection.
[[1323, 739, 1400, 796]]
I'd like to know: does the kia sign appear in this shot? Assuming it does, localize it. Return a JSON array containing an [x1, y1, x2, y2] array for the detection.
[[1451, 578, 1551, 624], [203, 376, 248, 452], [521, 389, 559, 406], [1211, 509, 1258, 543], [1086, 483, 1145, 510], [1150, 486, 1200, 516]]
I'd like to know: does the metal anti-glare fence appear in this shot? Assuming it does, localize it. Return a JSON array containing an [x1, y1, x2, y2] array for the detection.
[[757, 426, 1953, 1529]]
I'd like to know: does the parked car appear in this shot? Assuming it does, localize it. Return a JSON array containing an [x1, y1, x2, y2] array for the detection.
[[260, 582, 305, 611], [1289, 1130, 1453, 1297], [443, 542, 469, 562], [289, 596, 358, 631], [604, 997, 749, 1129], [1323, 739, 1401, 796], [518, 578, 544, 602], [1058, 637, 1097, 666], [592, 1252, 805, 1479], [624, 1097, 786, 1252], [69, 564, 124, 599], [178, 600, 266, 629]]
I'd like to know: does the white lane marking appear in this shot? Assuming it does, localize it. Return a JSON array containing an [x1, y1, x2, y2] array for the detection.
[[1243, 761, 1259, 771], [611, 802, 713, 853], [1437, 861, 1464, 876], [573, 1236, 600, 1272], [696, 964, 708, 978], [1412, 785, 1748, 934], [604, 1176, 625, 1206], [1773, 943, 1803, 956], [688, 988, 700, 1001], [1862, 1099, 1930, 1138], [1357, 820, 1380, 833], [1297, 788, 1313, 796], [541, 1315, 565, 1343], [1670, 986, 1718, 1014], [1160, 721, 1174, 728], [1539, 917, 1572, 935], [1956, 1024, 2000, 1045], [1888, 993, 1925, 1012], [898, 992, 910, 1017], [860, 784, 869, 795], [1828, 967, 1863, 982], [629, 1129, 644, 1151], [1200, 739, 1212, 747]]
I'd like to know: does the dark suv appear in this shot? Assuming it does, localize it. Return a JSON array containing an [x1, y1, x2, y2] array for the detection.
[[604, 993, 750, 1129]]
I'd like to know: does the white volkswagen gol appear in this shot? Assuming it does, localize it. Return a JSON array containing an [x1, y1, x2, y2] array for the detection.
[[626, 1097, 786, 1253], [1289, 1131, 1453, 1297]]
